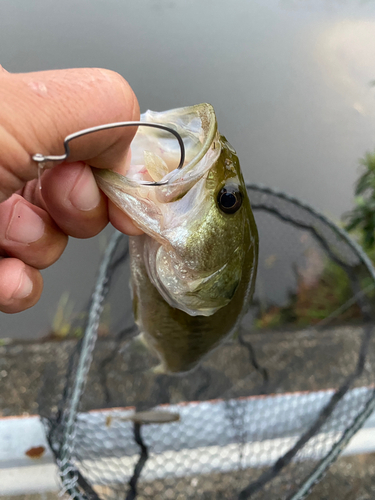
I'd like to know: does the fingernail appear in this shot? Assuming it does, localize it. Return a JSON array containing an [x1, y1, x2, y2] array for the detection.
[[6, 201, 45, 244], [12, 269, 33, 299], [69, 165, 101, 211]]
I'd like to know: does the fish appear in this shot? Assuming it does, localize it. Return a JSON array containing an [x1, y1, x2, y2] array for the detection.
[[93, 103, 258, 373]]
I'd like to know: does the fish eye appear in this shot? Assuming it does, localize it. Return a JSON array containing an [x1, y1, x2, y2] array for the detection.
[[217, 185, 243, 214]]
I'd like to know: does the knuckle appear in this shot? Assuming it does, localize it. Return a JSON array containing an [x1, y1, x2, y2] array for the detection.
[[95, 69, 139, 119]]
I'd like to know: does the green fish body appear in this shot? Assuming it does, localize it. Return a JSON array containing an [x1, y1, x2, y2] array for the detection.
[[93, 104, 258, 373]]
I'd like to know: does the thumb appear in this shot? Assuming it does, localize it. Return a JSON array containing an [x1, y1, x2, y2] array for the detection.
[[0, 68, 139, 203]]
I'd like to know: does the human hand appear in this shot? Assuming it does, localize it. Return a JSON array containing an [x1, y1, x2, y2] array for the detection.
[[0, 67, 142, 314]]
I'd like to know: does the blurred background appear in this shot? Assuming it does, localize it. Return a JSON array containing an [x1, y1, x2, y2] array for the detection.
[[1, 0, 375, 340]]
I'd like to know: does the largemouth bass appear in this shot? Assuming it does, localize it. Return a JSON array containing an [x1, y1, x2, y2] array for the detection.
[[93, 104, 258, 373]]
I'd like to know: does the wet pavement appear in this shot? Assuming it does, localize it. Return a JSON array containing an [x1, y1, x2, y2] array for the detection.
[[1, 326, 375, 499]]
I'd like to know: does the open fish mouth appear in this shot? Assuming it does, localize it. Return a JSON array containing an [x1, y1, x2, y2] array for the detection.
[[93, 103, 221, 229], [127, 104, 220, 195]]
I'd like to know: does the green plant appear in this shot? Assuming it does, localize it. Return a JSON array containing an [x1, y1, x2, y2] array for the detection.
[[344, 150, 375, 250], [255, 150, 375, 331], [50, 292, 111, 340], [255, 259, 361, 330], [51, 292, 83, 339]]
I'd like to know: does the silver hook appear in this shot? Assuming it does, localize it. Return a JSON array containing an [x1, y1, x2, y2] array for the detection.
[[32, 121, 186, 187]]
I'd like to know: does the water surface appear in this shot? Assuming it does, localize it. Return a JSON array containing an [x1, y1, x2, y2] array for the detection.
[[1, 0, 375, 339]]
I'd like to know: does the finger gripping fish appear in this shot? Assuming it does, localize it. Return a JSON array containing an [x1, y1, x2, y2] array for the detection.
[[93, 103, 258, 373]]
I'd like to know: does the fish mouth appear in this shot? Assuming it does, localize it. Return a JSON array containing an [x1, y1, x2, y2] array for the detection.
[[128, 103, 219, 193], [93, 103, 221, 241]]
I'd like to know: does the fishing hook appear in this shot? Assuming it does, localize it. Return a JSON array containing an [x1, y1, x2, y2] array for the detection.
[[32, 121, 186, 187]]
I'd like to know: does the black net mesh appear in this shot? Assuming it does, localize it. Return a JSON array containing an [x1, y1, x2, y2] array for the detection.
[[38, 184, 375, 500]]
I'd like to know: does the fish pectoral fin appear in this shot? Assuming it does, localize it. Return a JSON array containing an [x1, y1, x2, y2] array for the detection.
[[144, 150, 169, 182]]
